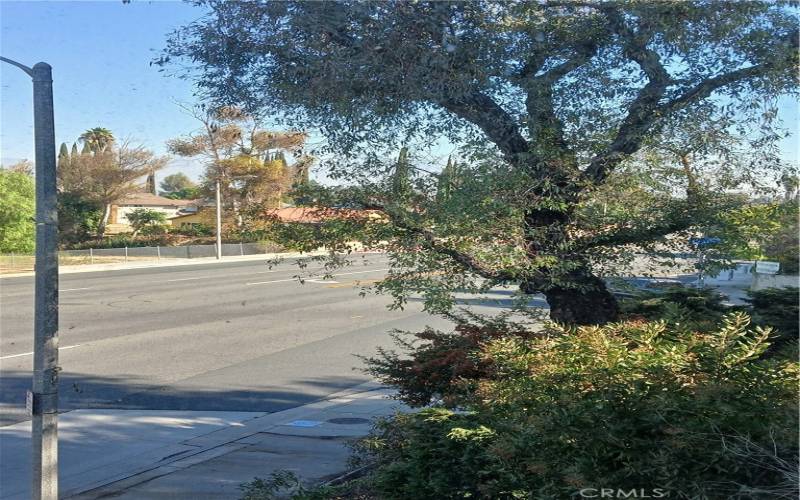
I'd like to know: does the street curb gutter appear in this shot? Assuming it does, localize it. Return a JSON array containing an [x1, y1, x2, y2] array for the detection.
[[63, 381, 387, 499], [0, 251, 338, 279]]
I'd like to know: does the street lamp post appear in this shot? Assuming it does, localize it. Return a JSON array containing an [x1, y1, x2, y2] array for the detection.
[[2, 56, 60, 500]]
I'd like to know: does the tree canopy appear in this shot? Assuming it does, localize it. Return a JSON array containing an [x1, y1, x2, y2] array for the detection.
[[79, 127, 114, 153], [0, 163, 35, 253], [160, 172, 198, 199], [166, 105, 309, 223], [163, 1, 798, 324], [59, 135, 168, 236]]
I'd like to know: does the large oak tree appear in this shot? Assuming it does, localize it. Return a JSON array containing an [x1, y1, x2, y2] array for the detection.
[[163, 1, 798, 324]]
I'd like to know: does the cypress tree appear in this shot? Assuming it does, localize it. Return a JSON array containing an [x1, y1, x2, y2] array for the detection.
[[71, 143, 79, 158], [392, 146, 411, 198], [146, 172, 157, 195], [437, 155, 454, 203], [58, 143, 70, 170]]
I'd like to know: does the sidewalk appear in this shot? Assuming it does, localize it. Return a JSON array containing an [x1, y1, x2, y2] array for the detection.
[[0, 250, 332, 278], [0, 382, 408, 499]]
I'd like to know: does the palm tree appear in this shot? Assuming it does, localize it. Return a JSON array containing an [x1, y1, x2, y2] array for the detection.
[[79, 127, 114, 153]]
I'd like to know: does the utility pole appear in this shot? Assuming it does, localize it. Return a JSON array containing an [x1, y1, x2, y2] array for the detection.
[[2, 57, 60, 500], [215, 178, 222, 259]]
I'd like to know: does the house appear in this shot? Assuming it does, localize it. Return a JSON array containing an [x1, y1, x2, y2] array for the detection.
[[105, 193, 197, 234], [169, 208, 215, 229]]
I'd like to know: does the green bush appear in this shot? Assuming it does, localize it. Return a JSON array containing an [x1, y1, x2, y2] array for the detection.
[[170, 223, 214, 237], [619, 285, 730, 329], [746, 287, 799, 350], [357, 314, 798, 499], [364, 317, 533, 407]]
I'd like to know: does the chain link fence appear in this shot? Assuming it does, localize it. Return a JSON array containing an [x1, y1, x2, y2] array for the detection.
[[0, 242, 282, 273]]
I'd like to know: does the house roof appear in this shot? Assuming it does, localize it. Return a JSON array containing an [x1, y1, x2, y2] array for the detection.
[[264, 207, 383, 223], [169, 210, 208, 220], [117, 192, 194, 207]]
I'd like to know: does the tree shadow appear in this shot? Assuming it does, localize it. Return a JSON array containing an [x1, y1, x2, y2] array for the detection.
[[0, 371, 377, 499], [0, 371, 370, 427]]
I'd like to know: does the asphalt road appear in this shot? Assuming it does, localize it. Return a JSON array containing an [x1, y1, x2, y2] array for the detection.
[[0, 253, 460, 426]]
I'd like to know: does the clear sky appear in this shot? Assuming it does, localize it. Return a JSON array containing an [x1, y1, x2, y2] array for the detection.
[[0, 0, 208, 179], [1, 0, 798, 183]]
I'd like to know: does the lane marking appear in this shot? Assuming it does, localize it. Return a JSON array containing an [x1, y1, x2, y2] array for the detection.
[[246, 268, 390, 286], [0, 344, 82, 360], [327, 278, 383, 288], [61, 287, 91, 292], [165, 277, 207, 282], [245, 278, 298, 286]]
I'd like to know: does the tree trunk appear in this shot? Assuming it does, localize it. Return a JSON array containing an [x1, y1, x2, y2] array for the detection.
[[97, 203, 111, 237], [521, 269, 619, 325], [521, 201, 620, 325]]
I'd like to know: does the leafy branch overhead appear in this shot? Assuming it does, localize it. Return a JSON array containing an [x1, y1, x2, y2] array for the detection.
[[163, 1, 798, 324]]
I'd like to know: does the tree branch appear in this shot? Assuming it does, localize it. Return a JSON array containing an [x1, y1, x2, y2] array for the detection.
[[583, 23, 798, 185], [525, 40, 600, 157], [378, 206, 515, 281], [581, 6, 672, 184], [576, 217, 694, 250], [438, 91, 529, 163]]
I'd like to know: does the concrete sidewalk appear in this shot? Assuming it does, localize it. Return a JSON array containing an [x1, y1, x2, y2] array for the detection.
[[0, 382, 407, 499]]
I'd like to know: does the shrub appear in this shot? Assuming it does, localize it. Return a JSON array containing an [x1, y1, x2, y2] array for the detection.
[[357, 314, 798, 499], [170, 223, 214, 237], [363, 316, 534, 407], [746, 287, 799, 350], [619, 285, 730, 329], [127, 208, 168, 236]]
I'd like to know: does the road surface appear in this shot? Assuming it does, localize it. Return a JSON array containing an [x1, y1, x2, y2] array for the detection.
[[1, 253, 465, 426]]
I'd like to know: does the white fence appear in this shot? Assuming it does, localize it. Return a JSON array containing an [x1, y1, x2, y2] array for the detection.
[[1, 242, 279, 271]]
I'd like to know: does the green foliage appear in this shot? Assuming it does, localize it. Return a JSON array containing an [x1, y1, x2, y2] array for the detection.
[[79, 127, 114, 152], [163, 186, 201, 200], [126, 208, 168, 236], [364, 317, 533, 407], [712, 200, 799, 265], [746, 287, 799, 349], [65, 234, 173, 250], [163, 1, 798, 325], [763, 203, 800, 274], [619, 285, 731, 330], [170, 223, 213, 237], [0, 168, 35, 252], [160, 173, 198, 198], [58, 193, 102, 245], [239, 470, 363, 500], [356, 315, 798, 499]]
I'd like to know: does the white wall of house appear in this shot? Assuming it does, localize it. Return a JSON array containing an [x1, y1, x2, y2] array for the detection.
[[116, 205, 183, 224]]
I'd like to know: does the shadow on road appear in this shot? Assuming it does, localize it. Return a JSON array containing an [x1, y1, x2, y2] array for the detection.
[[0, 371, 369, 427]]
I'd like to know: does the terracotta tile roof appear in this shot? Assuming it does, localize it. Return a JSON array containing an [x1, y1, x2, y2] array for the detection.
[[116, 192, 194, 207], [264, 207, 383, 223]]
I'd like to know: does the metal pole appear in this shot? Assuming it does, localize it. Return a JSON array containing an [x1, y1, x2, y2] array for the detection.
[[124, 246, 128, 263], [215, 179, 222, 260], [156, 245, 161, 262], [31, 61, 59, 500], [89, 248, 93, 265], [239, 241, 244, 256]]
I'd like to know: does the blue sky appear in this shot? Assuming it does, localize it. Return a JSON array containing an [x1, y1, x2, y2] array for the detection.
[[0, 0, 207, 178], [1, 0, 798, 183]]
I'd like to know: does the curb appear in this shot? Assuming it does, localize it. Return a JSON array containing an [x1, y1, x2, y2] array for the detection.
[[0, 250, 385, 279]]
